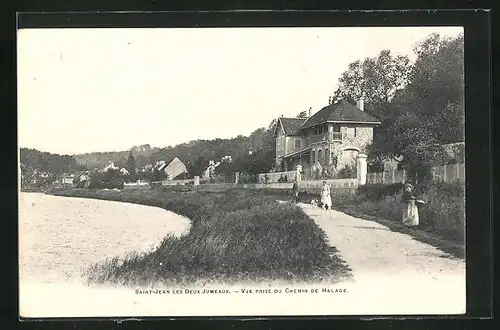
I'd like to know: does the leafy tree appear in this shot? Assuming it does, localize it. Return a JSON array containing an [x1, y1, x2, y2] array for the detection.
[[89, 169, 124, 189], [358, 33, 465, 179], [389, 112, 448, 181], [296, 111, 308, 118], [152, 168, 166, 181], [20, 148, 80, 175], [401, 33, 465, 143], [332, 50, 411, 121], [186, 156, 209, 178], [126, 150, 136, 173], [214, 158, 234, 180], [332, 50, 412, 165]]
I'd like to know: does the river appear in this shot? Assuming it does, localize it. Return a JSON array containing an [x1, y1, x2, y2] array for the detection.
[[19, 192, 191, 317]]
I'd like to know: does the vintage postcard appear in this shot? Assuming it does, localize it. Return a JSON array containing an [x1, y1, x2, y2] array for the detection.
[[18, 25, 466, 318]]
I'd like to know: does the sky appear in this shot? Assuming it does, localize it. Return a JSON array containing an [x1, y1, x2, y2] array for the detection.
[[17, 26, 463, 155]]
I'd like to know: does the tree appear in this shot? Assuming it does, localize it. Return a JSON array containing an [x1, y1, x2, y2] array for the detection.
[[362, 33, 464, 174], [186, 156, 209, 178], [332, 50, 412, 166], [126, 150, 136, 173], [19, 148, 80, 175], [332, 50, 411, 121], [296, 111, 308, 118], [214, 158, 234, 180], [389, 112, 448, 182], [152, 168, 165, 181], [401, 33, 465, 143]]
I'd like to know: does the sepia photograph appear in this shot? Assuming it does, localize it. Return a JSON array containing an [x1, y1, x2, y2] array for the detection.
[[18, 24, 466, 318]]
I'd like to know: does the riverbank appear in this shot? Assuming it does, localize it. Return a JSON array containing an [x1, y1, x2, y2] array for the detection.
[[52, 188, 352, 286]]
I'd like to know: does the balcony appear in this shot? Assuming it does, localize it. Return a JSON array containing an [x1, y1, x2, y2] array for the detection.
[[308, 132, 343, 145]]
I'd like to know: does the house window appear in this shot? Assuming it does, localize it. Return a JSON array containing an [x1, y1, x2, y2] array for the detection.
[[333, 124, 340, 132], [354, 127, 357, 137], [295, 139, 301, 149]]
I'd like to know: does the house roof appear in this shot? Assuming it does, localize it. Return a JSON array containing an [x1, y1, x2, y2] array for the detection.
[[277, 118, 307, 135], [157, 157, 184, 171], [301, 100, 381, 129]]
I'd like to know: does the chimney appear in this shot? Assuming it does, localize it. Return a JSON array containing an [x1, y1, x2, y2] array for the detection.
[[356, 95, 365, 111], [308, 107, 312, 117], [328, 96, 332, 105]]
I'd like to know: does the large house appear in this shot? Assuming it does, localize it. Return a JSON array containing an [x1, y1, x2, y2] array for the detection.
[[274, 98, 381, 174]]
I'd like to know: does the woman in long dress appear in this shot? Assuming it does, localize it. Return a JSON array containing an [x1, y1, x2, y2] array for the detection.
[[320, 181, 332, 210], [401, 183, 419, 227]]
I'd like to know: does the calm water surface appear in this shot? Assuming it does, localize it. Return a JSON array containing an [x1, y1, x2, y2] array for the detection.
[[19, 192, 191, 284]]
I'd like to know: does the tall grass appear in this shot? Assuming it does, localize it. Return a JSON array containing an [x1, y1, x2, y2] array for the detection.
[[54, 188, 351, 286]]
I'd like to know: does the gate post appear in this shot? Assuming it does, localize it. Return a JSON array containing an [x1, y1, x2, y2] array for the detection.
[[235, 172, 240, 184], [357, 154, 367, 185], [296, 165, 302, 182]]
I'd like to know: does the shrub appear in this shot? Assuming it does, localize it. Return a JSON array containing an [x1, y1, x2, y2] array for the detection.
[[356, 182, 405, 201], [238, 173, 257, 183], [337, 165, 357, 179], [89, 169, 125, 189]]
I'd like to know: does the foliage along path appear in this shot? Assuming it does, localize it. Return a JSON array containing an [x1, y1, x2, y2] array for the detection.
[[299, 203, 466, 315]]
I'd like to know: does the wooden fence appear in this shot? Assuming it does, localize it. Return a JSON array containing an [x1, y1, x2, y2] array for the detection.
[[258, 171, 297, 183], [366, 169, 407, 184], [432, 163, 465, 184], [366, 163, 465, 184]]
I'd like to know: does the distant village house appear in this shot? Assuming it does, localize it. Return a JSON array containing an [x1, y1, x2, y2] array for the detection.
[[102, 161, 119, 172], [155, 157, 188, 180], [203, 160, 221, 179], [61, 175, 74, 185]]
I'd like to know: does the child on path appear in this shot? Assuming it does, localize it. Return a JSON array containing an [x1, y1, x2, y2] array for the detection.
[[320, 181, 332, 210]]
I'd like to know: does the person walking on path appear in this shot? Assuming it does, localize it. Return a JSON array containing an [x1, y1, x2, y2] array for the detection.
[[292, 179, 300, 204], [402, 183, 420, 227], [320, 181, 332, 210]]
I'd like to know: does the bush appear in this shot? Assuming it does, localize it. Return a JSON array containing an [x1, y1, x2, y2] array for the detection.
[[238, 173, 257, 184], [337, 164, 357, 179], [54, 188, 351, 285], [88, 169, 125, 189], [357, 183, 405, 201], [88, 179, 124, 190]]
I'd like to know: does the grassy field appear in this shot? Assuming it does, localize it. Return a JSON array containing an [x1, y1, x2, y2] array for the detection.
[[53, 188, 352, 286]]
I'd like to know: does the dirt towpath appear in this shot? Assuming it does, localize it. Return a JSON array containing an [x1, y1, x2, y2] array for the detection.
[[299, 203, 466, 315]]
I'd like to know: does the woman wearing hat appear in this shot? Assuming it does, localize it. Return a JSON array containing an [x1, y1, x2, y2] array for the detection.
[[401, 183, 419, 227], [320, 181, 332, 210]]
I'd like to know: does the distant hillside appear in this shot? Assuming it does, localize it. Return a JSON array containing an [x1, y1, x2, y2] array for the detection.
[[20, 148, 82, 174], [20, 119, 277, 177], [73, 144, 160, 170], [72, 123, 276, 171]]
